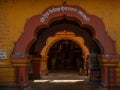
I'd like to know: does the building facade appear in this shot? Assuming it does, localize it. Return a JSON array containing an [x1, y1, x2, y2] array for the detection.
[[0, 0, 120, 87]]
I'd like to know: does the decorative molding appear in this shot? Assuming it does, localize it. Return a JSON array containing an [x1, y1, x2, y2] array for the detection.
[[11, 59, 30, 67], [99, 54, 120, 67]]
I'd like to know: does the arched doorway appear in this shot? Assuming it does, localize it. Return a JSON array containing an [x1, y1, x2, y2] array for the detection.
[[39, 30, 90, 75], [38, 30, 101, 82], [10, 4, 119, 86]]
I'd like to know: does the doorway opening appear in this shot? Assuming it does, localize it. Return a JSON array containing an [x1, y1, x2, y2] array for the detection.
[[47, 39, 84, 74]]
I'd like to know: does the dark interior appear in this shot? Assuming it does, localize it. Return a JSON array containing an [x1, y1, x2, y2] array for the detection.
[[47, 39, 83, 72]]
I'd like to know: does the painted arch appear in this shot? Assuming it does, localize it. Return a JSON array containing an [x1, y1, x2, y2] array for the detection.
[[10, 4, 116, 59], [40, 31, 89, 56]]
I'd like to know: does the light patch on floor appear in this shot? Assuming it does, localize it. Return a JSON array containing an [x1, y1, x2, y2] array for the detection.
[[34, 79, 84, 83], [50, 80, 84, 83], [34, 80, 50, 83]]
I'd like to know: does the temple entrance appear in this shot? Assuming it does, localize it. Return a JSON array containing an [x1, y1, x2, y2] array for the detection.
[[47, 39, 84, 73], [10, 4, 118, 86]]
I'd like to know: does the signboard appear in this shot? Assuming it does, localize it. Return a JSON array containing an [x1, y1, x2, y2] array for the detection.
[[0, 50, 7, 59]]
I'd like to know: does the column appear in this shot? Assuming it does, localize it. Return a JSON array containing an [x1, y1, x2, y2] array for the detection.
[[11, 55, 31, 86], [32, 56, 41, 79], [99, 54, 120, 87], [40, 56, 48, 75]]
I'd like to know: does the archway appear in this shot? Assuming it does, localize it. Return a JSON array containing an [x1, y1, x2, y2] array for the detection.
[[39, 30, 101, 82], [40, 31, 89, 75], [10, 4, 119, 86], [10, 4, 116, 56], [40, 31, 89, 56]]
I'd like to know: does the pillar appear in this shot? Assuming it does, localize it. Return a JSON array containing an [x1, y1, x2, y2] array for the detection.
[[99, 54, 120, 87], [40, 56, 48, 75], [14, 66, 28, 86], [11, 55, 31, 86], [32, 55, 41, 79]]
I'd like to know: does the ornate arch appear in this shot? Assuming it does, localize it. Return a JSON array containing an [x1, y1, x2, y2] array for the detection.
[[40, 31, 89, 56], [10, 4, 116, 59], [10, 4, 120, 87], [40, 31, 89, 75]]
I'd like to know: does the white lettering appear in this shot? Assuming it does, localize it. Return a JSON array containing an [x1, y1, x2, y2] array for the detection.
[[40, 6, 90, 23], [48, 7, 61, 14]]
